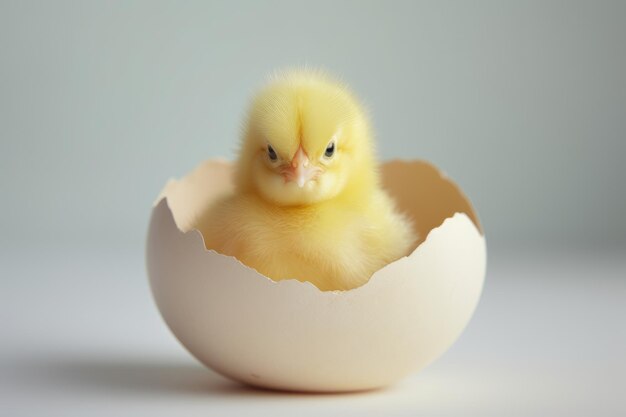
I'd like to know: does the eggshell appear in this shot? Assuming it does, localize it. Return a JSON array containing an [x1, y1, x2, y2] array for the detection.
[[146, 160, 486, 392]]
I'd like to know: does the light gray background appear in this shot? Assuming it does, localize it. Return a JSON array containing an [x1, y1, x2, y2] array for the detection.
[[2, 0, 625, 249], [1, 1, 624, 416]]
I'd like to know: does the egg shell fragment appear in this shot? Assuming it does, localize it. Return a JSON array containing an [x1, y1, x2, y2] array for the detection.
[[146, 160, 486, 392]]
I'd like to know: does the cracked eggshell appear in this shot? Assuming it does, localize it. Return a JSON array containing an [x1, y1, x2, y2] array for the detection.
[[146, 160, 486, 392]]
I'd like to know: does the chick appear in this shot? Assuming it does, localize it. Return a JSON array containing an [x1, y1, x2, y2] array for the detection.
[[199, 70, 416, 291]]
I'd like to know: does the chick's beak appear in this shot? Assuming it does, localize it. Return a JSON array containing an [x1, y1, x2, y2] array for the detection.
[[282, 146, 321, 188]]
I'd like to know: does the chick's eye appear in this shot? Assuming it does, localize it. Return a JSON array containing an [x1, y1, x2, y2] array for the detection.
[[267, 145, 277, 161], [324, 141, 335, 158]]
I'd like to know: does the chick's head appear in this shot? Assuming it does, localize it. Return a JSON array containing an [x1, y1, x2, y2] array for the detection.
[[236, 70, 377, 206]]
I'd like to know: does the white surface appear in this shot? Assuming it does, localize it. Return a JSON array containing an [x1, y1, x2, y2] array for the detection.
[[1, 244, 625, 416]]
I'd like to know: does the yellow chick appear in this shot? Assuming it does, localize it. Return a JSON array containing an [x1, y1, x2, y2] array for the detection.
[[199, 70, 416, 291]]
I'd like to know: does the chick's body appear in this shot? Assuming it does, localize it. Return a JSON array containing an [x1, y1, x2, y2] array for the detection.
[[200, 71, 415, 291]]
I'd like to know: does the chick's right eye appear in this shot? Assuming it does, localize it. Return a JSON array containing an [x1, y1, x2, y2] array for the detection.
[[267, 145, 278, 161]]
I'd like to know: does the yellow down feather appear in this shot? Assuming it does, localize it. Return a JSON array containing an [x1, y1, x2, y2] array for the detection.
[[199, 69, 416, 291]]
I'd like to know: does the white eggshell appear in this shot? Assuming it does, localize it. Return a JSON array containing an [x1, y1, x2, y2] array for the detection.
[[146, 160, 486, 392]]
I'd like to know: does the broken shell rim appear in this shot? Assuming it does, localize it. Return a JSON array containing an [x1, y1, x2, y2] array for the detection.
[[153, 158, 483, 235], [151, 195, 483, 294], [149, 158, 485, 293]]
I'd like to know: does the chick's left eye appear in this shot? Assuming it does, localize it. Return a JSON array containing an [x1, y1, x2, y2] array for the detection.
[[325, 142, 335, 158]]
